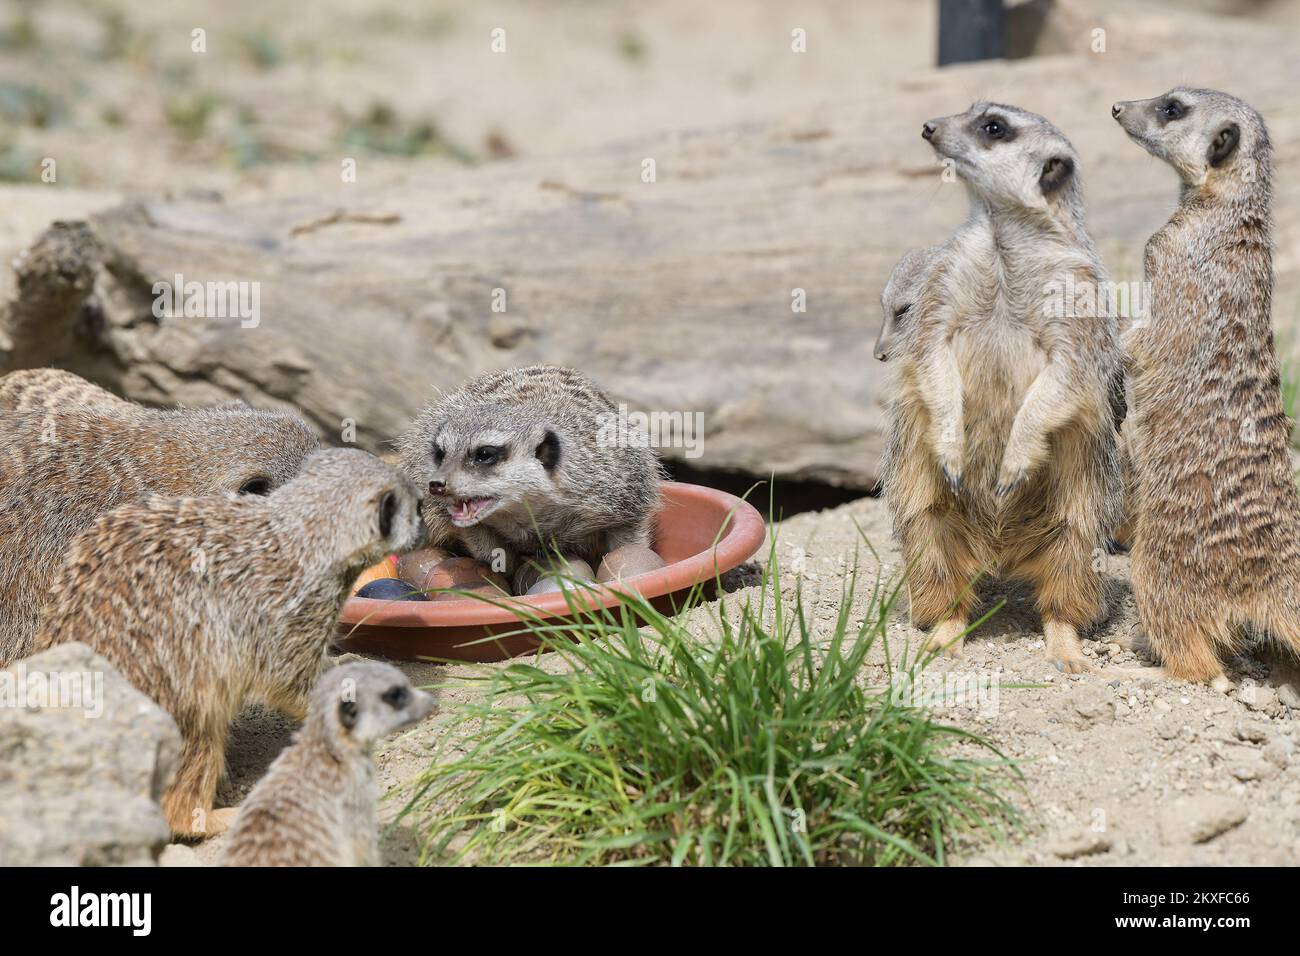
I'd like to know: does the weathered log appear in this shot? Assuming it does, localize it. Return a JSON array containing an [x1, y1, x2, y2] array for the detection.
[[3, 21, 1298, 489]]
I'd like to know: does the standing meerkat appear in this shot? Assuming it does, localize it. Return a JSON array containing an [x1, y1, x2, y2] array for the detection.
[[1112, 88, 1300, 689], [0, 368, 318, 664], [399, 365, 664, 589], [882, 103, 1124, 672], [221, 661, 435, 866], [874, 245, 942, 363], [31, 448, 425, 838]]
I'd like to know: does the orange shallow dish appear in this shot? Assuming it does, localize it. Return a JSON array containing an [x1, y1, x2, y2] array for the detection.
[[334, 482, 766, 662]]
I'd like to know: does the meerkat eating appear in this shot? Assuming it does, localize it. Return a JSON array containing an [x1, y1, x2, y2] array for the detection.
[[0, 368, 318, 664], [221, 661, 435, 866], [1113, 88, 1300, 689], [399, 365, 664, 591], [881, 103, 1124, 672], [31, 448, 425, 838]]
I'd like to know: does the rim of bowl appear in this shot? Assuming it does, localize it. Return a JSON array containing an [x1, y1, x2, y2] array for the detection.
[[338, 481, 766, 630]]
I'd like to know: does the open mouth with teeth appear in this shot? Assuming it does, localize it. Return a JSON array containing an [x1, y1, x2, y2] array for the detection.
[[447, 496, 498, 527]]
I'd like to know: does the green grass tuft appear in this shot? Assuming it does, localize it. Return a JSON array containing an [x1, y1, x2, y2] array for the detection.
[[398, 514, 1021, 866]]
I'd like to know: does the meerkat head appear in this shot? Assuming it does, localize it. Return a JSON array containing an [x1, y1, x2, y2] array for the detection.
[[1111, 87, 1267, 192], [310, 661, 435, 751], [875, 246, 938, 362], [272, 448, 425, 576], [182, 406, 319, 497], [922, 102, 1081, 216], [414, 404, 564, 531]]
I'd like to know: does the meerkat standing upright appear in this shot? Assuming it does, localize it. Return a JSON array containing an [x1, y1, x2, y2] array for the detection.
[[0, 368, 318, 664], [1113, 88, 1300, 689], [881, 103, 1124, 672], [222, 662, 435, 866], [31, 448, 425, 838]]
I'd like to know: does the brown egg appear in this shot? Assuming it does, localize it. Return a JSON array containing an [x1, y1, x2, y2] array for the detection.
[[350, 555, 398, 594], [596, 545, 667, 584], [431, 583, 503, 604], [423, 557, 509, 599], [396, 547, 452, 587]]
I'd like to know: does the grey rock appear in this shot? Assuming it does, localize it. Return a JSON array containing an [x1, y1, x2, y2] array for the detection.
[[0, 642, 181, 866], [1065, 683, 1116, 730], [1278, 683, 1300, 709], [1048, 828, 1113, 860], [1157, 795, 1249, 846]]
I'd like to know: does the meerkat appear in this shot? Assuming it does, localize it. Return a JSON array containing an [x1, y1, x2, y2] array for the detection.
[[874, 246, 941, 362], [1112, 88, 1300, 689], [881, 103, 1124, 672], [399, 365, 664, 590], [30, 448, 425, 838], [221, 661, 434, 866], [0, 368, 318, 664]]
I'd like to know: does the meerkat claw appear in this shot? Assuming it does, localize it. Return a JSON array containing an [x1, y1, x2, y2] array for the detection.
[[942, 464, 963, 495], [995, 474, 1024, 499]]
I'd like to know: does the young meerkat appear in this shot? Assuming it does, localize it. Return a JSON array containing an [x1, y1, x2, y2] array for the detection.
[[0, 368, 318, 664], [221, 661, 435, 867], [399, 365, 664, 590], [882, 103, 1124, 672], [31, 448, 425, 839], [1112, 88, 1300, 689], [874, 245, 942, 363]]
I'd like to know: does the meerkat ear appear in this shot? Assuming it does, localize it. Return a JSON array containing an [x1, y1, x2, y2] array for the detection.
[[338, 699, 358, 730], [1208, 122, 1240, 167], [535, 429, 561, 471], [1039, 156, 1074, 195]]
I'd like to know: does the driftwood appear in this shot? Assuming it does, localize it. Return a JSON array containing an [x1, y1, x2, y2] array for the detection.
[[3, 22, 1298, 489]]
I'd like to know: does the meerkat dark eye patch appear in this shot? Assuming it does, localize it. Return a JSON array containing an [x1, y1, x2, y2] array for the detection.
[[1157, 99, 1185, 123], [1039, 156, 1074, 194], [382, 685, 409, 708], [238, 477, 271, 496], [535, 429, 561, 471], [977, 116, 1014, 143], [432, 442, 445, 466], [378, 491, 397, 538], [894, 304, 911, 322], [338, 699, 358, 729], [1208, 122, 1240, 167], [470, 445, 505, 467]]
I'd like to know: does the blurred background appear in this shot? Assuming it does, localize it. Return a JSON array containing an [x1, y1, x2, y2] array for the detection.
[[1, 0, 1298, 513]]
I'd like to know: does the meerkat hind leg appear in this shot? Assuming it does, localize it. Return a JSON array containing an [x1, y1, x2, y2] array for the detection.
[[925, 616, 968, 659], [1044, 619, 1092, 674]]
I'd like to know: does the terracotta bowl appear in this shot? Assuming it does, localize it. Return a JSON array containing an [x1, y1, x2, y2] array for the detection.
[[335, 482, 766, 662]]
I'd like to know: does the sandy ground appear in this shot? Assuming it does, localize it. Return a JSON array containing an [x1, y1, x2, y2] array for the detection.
[[169, 493, 1299, 867]]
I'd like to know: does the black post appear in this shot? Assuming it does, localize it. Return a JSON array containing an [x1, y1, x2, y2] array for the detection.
[[937, 0, 1006, 66]]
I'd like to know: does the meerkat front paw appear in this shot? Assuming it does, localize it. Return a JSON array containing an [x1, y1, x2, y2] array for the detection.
[[935, 445, 964, 495], [994, 447, 1037, 498]]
